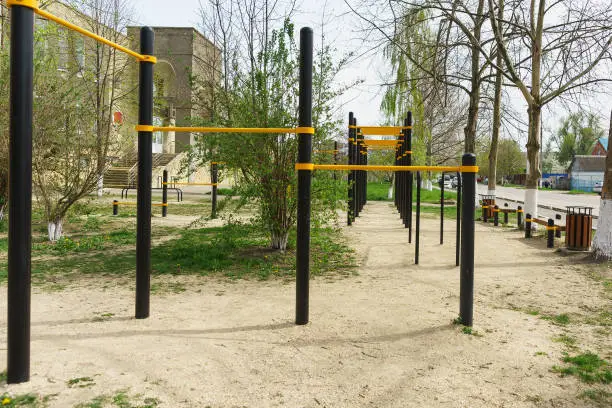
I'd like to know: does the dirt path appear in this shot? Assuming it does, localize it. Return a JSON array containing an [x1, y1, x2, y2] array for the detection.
[[1, 201, 610, 407]]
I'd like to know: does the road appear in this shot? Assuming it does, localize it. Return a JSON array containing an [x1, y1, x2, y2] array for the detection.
[[476, 184, 600, 217]]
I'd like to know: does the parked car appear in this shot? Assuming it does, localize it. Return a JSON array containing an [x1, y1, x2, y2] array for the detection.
[[442, 175, 452, 189], [593, 181, 603, 194], [451, 175, 460, 188]]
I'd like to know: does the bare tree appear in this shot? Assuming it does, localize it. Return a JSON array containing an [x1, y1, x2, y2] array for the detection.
[[68, 0, 135, 197], [487, 0, 612, 220], [592, 110, 612, 259]]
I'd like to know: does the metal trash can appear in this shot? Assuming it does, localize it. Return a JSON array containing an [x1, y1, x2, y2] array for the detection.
[[565, 206, 593, 251], [479, 194, 496, 222]]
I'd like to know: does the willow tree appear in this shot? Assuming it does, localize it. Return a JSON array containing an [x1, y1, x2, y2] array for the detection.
[[379, 8, 465, 168]]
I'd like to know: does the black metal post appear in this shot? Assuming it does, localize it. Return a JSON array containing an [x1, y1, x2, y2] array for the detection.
[[517, 206, 523, 229], [493, 205, 499, 226], [547, 218, 555, 248], [211, 163, 218, 219], [136, 27, 154, 319], [407, 112, 413, 239], [347, 112, 353, 226], [503, 203, 509, 224], [295, 27, 313, 325], [440, 172, 445, 244], [455, 171, 461, 267], [402, 118, 409, 228], [7, 2, 34, 384], [525, 214, 532, 238], [415, 171, 421, 265], [460, 154, 476, 327], [113, 200, 119, 216], [162, 170, 168, 217]]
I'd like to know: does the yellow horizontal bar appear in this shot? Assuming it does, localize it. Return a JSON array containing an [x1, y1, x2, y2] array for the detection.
[[295, 163, 315, 170], [304, 164, 477, 172], [163, 182, 218, 186], [136, 125, 314, 134], [363, 140, 400, 146], [113, 202, 167, 207], [211, 161, 226, 165], [348, 126, 411, 136], [31, 7, 155, 63]]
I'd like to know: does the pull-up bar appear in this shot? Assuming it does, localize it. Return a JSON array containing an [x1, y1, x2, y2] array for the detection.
[[135, 125, 314, 134], [296, 164, 478, 173], [7, 0, 156, 63], [348, 125, 412, 136], [362, 140, 401, 146]]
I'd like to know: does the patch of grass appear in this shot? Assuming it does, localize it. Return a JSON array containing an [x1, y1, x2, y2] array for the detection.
[[452, 316, 463, 325], [83, 216, 102, 232], [367, 183, 393, 201], [0, 393, 43, 407], [552, 334, 577, 348], [542, 313, 571, 325], [534, 351, 548, 356], [566, 189, 598, 195], [22, 224, 355, 283], [584, 311, 612, 327], [461, 326, 483, 336], [552, 352, 612, 384], [67, 376, 95, 388], [578, 389, 611, 405], [0, 370, 6, 383], [216, 187, 236, 196], [75, 391, 160, 408]]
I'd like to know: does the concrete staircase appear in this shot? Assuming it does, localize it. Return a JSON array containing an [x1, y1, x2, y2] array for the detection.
[[103, 152, 177, 188]]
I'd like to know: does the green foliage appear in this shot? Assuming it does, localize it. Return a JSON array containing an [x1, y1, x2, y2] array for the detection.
[[552, 112, 605, 167], [552, 352, 612, 384], [0, 393, 42, 407], [185, 20, 350, 249], [477, 138, 524, 179]]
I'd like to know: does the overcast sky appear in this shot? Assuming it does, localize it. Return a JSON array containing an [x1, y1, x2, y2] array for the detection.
[[130, 0, 388, 129], [129, 0, 611, 147]]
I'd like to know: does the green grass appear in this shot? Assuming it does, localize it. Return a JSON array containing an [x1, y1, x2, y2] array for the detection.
[[578, 389, 611, 405], [567, 189, 598, 195], [1, 224, 356, 284], [366, 183, 457, 203], [542, 313, 571, 325], [216, 187, 236, 196], [552, 352, 612, 384], [75, 391, 160, 408], [552, 334, 577, 347], [0, 393, 44, 407], [0, 370, 6, 383]]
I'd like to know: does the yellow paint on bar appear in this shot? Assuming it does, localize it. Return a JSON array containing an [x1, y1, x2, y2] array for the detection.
[[348, 125, 411, 136], [7, 0, 38, 8], [308, 164, 475, 172], [136, 125, 315, 134], [362, 140, 400, 146], [28, 6, 155, 63], [295, 163, 315, 170], [163, 182, 218, 186]]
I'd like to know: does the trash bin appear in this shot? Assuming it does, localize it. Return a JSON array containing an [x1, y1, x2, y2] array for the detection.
[[479, 194, 496, 222], [565, 206, 593, 251]]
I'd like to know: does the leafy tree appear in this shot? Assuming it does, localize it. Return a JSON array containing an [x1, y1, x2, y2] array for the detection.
[[188, 16, 348, 250], [552, 112, 605, 167]]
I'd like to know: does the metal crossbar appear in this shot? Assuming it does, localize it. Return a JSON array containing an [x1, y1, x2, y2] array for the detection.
[[8, 0, 156, 63]]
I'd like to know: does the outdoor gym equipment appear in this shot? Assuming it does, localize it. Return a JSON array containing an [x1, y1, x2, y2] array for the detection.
[[6, 0, 313, 383]]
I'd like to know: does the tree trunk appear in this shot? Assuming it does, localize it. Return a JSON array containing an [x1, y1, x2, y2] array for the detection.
[[388, 174, 394, 200], [48, 218, 64, 242], [271, 230, 289, 251], [488, 0, 504, 197], [97, 174, 104, 197], [592, 109, 612, 259], [524, 103, 542, 222]]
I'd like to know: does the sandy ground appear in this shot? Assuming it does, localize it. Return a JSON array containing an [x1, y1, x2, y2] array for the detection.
[[1, 201, 610, 407]]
